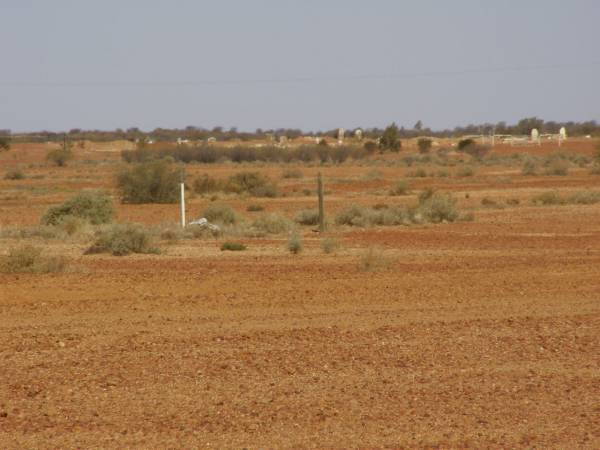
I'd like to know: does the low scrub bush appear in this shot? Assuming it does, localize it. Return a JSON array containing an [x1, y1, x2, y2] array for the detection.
[[389, 180, 410, 196], [458, 212, 475, 222], [363, 169, 383, 180], [287, 232, 302, 254], [407, 168, 427, 178], [321, 237, 340, 254], [46, 148, 74, 167], [202, 204, 240, 225], [0, 245, 67, 273], [251, 213, 293, 235], [246, 204, 264, 212], [0, 225, 65, 240], [86, 224, 159, 256], [481, 197, 499, 208], [122, 144, 368, 166], [4, 169, 25, 180], [41, 192, 114, 225], [225, 171, 278, 197], [117, 161, 180, 204], [295, 209, 320, 226], [417, 138, 433, 154], [0, 136, 11, 151], [456, 166, 474, 177], [193, 174, 222, 194], [417, 192, 459, 223], [281, 168, 304, 179], [358, 246, 391, 272], [531, 191, 563, 206], [56, 215, 91, 236], [221, 241, 247, 251], [457, 138, 475, 150], [522, 159, 537, 175], [544, 159, 569, 176], [335, 204, 409, 227], [567, 191, 600, 205]]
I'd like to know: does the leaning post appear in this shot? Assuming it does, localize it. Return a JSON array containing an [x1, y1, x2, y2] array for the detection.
[[317, 172, 325, 232], [180, 164, 186, 228]]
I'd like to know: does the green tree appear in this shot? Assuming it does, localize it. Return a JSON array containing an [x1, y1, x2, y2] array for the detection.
[[379, 123, 402, 152], [0, 136, 11, 151]]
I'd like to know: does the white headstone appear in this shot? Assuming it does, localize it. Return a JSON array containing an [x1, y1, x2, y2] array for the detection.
[[354, 129, 363, 140], [338, 128, 345, 140], [531, 128, 539, 142], [559, 127, 567, 140]]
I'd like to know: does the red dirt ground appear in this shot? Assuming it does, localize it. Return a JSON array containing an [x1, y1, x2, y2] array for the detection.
[[1, 141, 599, 448]]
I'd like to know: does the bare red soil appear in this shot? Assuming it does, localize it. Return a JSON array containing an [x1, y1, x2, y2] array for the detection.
[[1, 141, 599, 448]]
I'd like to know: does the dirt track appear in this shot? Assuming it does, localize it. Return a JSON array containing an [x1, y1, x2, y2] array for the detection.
[[1, 142, 600, 448]]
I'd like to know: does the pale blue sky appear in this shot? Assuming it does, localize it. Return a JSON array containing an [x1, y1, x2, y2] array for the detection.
[[1, 0, 599, 132]]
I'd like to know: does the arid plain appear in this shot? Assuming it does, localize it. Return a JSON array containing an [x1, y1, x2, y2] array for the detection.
[[1, 140, 599, 448]]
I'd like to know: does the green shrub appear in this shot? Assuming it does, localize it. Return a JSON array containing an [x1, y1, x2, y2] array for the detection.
[[287, 232, 302, 254], [418, 187, 436, 204], [185, 224, 221, 239], [225, 171, 278, 197], [295, 209, 320, 226], [251, 213, 293, 235], [418, 193, 459, 223], [0, 245, 67, 273], [522, 159, 537, 175], [159, 226, 184, 243], [463, 144, 490, 160], [590, 165, 600, 175], [363, 169, 383, 180], [193, 174, 222, 194], [0, 136, 11, 151], [481, 197, 499, 208], [86, 224, 159, 256], [567, 191, 600, 205], [46, 148, 74, 167], [335, 204, 372, 227], [456, 166, 474, 177], [0, 224, 65, 240], [4, 169, 25, 180], [457, 138, 475, 150], [281, 168, 304, 179], [321, 237, 340, 254], [41, 192, 114, 225], [458, 212, 475, 222], [221, 241, 247, 251], [117, 161, 181, 204], [202, 204, 239, 225], [531, 191, 563, 206], [358, 246, 391, 272], [544, 159, 569, 176], [407, 167, 427, 178], [417, 138, 433, 154], [389, 179, 410, 196], [246, 204, 264, 212], [363, 141, 378, 153], [436, 169, 449, 178], [56, 215, 90, 236]]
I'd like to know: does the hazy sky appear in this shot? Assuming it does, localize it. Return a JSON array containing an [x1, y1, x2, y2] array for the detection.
[[1, 0, 599, 132]]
